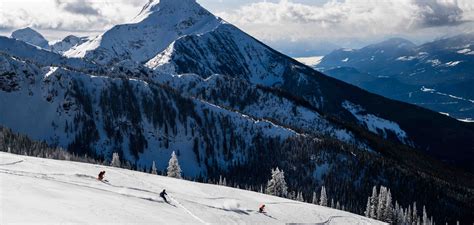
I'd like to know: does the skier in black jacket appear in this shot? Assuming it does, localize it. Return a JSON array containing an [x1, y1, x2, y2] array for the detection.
[[160, 189, 168, 203]]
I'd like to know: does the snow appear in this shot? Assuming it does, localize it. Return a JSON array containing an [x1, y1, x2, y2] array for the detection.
[[421, 86, 436, 93], [439, 112, 450, 117], [65, 0, 223, 64], [445, 61, 462, 67], [421, 87, 474, 104], [50, 35, 89, 54], [426, 59, 441, 67], [396, 56, 416, 61], [294, 56, 324, 67], [459, 118, 474, 123], [342, 101, 409, 143], [0, 152, 383, 225], [10, 27, 49, 49], [457, 49, 474, 55]]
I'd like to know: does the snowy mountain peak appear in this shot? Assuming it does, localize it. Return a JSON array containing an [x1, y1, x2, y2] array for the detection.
[[65, 0, 221, 64], [10, 27, 49, 49], [144, 0, 198, 11], [134, 0, 201, 23]]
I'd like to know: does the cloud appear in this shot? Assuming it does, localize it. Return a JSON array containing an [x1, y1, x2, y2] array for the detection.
[[0, 0, 148, 40], [55, 0, 100, 16], [415, 0, 465, 27], [217, 0, 474, 43]]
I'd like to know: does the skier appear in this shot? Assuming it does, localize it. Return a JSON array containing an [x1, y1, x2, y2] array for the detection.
[[259, 204, 266, 213], [98, 171, 106, 181], [160, 189, 168, 203]]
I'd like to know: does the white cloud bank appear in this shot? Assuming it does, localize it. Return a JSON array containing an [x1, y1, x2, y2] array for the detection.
[[0, 0, 472, 50], [217, 0, 474, 44], [0, 0, 148, 39]]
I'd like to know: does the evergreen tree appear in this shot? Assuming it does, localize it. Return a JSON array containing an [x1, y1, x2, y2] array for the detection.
[[265, 167, 288, 197], [407, 205, 413, 225], [319, 186, 328, 206], [167, 151, 182, 179], [422, 206, 429, 225], [369, 186, 378, 219], [384, 189, 394, 223], [312, 192, 318, 204], [365, 197, 371, 217], [110, 152, 121, 167], [151, 160, 158, 175], [376, 186, 387, 220], [296, 192, 304, 202], [413, 202, 418, 225]]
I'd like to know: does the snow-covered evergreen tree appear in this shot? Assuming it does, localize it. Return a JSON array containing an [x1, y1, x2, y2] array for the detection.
[[265, 167, 288, 197], [365, 197, 371, 217], [330, 199, 335, 208], [422, 206, 429, 225], [413, 202, 418, 225], [167, 151, 182, 179], [312, 192, 318, 204], [151, 160, 158, 175], [110, 152, 121, 167], [296, 192, 304, 202], [319, 186, 327, 206], [407, 205, 413, 225], [376, 186, 387, 220], [369, 186, 378, 219], [384, 189, 394, 223]]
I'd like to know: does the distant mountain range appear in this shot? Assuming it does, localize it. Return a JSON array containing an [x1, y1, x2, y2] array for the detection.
[[317, 35, 474, 122], [1, 0, 473, 223]]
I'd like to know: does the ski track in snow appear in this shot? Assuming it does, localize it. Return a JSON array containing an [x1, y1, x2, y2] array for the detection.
[[0, 166, 206, 224], [0, 160, 24, 166], [169, 196, 209, 225], [0, 153, 383, 224]]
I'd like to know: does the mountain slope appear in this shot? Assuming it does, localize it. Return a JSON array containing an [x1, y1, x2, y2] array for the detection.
[[1, 0, 474, 223], [50, 35, 89, 54], [65, 0, 222, 64], [144, 21, 474, 172], [0, 152, 383, 224], [10, 27, 49, 49], [319, 35, 474, 120]]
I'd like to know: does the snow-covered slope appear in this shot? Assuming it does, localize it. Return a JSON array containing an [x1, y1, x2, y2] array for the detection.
[[295, 56, 324, 67], [0, 152, 382, 224], [65, 0, 223, 64], [0, 36, 98, 71], [0, 52, 300, 177], [50, 35, 89, 54], [10, 27, 49, 49]]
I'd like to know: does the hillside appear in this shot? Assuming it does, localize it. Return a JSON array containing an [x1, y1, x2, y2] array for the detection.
[[1, 0, 474, 223], [318, 35, 474, 121], [0, 152, 383, 224]]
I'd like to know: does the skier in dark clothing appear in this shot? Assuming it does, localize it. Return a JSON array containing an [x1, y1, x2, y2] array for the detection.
[[98, 171, 106, 181], [160, 189, 168, 203], [259, 204, 266, 213]]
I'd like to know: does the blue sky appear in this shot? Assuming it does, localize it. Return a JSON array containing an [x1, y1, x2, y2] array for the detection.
[[1, 0, 473, 56]]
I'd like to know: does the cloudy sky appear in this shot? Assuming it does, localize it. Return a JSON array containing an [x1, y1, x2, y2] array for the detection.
[[1, 0, 473, 56]]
